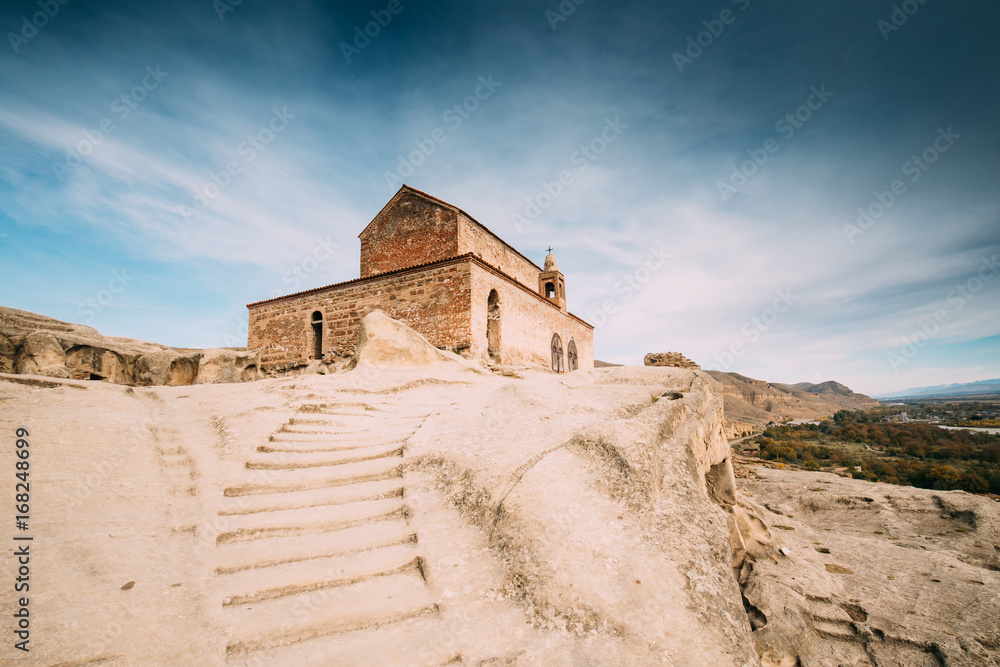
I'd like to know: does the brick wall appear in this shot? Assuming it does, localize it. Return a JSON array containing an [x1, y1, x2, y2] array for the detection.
[[359, 191, 460, 278], [248, 260, 472, 370], [467, 263, 593, 370], [456, 213, 542, 289]]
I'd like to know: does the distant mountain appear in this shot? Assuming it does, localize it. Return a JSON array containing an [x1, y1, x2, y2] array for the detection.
[[784, 380, 857, 396], [705, 371, 878, 433], [875, 378, 1000, 400]]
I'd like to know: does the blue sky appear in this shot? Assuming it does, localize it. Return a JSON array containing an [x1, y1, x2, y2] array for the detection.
[[1, 0, 997, 396]]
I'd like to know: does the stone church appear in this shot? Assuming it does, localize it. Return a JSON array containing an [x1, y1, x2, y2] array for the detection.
[[247, 185, 594, 372]]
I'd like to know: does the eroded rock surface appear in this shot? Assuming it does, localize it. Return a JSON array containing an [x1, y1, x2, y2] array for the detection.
[[0, 346, 758, 665], [738, 465, 1000, 666], [0, 305, 258, 386], [351, 310, 487, 375]]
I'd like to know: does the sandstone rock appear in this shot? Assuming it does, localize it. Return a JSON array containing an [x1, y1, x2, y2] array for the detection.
[[196, 349, 259, 384], [0, 305, 260, 387], [134, 350, 175, 386], [739, 466, 1000, 666], [725, 418, 759, 439], [167, 354, 199, 386], [65, 345, 130, 383], [134, 351, 204, 386], [0, 332, 15, 374], [352, 310, 486, 374], [16, 331, 69, 377]]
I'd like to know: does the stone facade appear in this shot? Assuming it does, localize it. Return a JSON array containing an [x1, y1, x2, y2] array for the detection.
[[247, 186, 594, 373], [644, 352, 700, 370]]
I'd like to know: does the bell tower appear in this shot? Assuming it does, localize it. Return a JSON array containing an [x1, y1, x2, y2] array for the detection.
[[538, 248, 566, 313]]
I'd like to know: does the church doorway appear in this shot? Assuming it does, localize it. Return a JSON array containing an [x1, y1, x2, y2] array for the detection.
[[567, 339, 578, 372]]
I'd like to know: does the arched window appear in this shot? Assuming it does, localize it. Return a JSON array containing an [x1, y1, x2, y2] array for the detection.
[[545, 282, 556, 299], [311, 311, 323, 359], [551, 334, 564, 373], [487, 290, 501, 362], [567, 339, 578, 372]]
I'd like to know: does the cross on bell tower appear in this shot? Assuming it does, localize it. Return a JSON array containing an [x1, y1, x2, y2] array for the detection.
[[538, 248, 567, 313]]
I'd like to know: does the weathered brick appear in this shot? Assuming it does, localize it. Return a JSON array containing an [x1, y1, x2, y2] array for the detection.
[[247, 186, 594, 373]]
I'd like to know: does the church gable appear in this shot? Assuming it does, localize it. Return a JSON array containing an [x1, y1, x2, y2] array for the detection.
[[359, 188, 461, 278]]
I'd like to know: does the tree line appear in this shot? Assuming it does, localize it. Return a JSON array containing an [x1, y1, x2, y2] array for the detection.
[[744, 410, 1000, 494]]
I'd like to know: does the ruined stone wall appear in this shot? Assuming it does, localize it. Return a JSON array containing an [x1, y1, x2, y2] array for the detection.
[[359, 191, 460, 278], [456, 214, 541, 289], [644, 352, 701, 370], [248, 260, 473, 371], [467, 263, 594, 370]]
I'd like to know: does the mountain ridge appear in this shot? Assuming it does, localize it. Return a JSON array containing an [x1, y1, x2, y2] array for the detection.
[[706, 371, 878, 435], [876, 378, 1000, 399]]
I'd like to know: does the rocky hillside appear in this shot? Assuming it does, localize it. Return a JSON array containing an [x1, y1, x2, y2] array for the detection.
[[1, 312, 996, 665], [0, 306, 258, 386], [706, 371, 878, 437], [0, 312, 761, 665], [738, 464, 1000, 666]]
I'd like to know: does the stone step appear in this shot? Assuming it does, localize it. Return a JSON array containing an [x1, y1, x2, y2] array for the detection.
[[213, 521, 419, 575], [268, 431, 417, 443], [245, 444, 403, 470], [222, 574, 438, 659], [223, 458, 403, 497], [256, 440, 404, 454], [215, 503, 408, 546], [216, 543, 424, 607], [229, 609, 457, 666], [217, 478, 404, 517], [216, 496, 407, 544]]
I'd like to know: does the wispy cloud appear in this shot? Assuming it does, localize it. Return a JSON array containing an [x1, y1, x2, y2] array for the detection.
[[0, 0, 997, 395]]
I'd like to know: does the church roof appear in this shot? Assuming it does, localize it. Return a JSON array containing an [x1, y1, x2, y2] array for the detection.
[[359, 185, 543, 273]]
